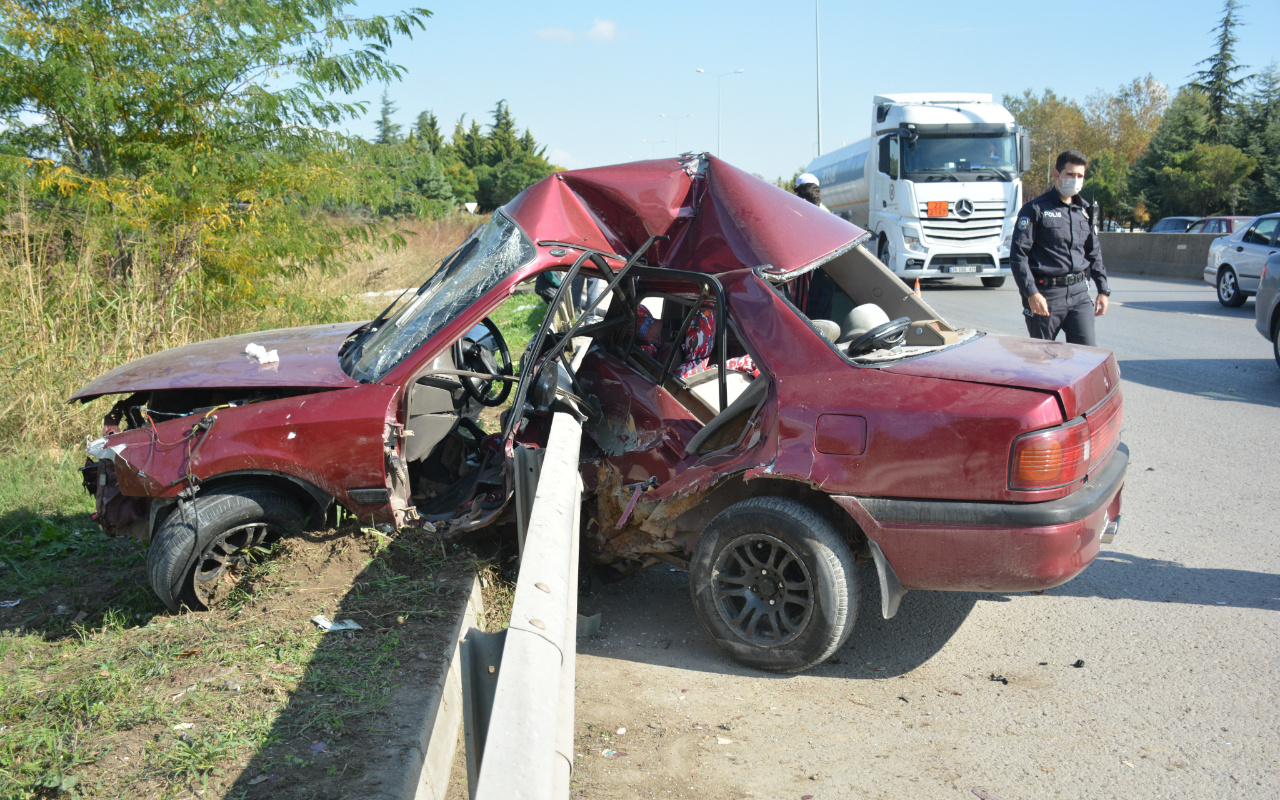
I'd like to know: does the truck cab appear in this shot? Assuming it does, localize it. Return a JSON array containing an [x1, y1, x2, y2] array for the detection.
[[810, 93, 1031, 288]]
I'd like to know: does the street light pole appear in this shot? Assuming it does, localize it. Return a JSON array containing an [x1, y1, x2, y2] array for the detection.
[[659, 113, 693, 155], [640, 138, 667, 158], [695, 68, 745, 157], [815, 0, 822, 156]]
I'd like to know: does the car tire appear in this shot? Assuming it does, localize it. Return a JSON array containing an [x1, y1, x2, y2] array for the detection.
[[982, 276, 1007, 288], [1217, 267, 1246, 307], [877, 236, 890, 267], [1273, 317, 1280, 369], [689, 497, 857, 673], [147, 485, 303, 612]]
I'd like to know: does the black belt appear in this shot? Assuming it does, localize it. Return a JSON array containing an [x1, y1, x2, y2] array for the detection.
[[1034, 271, 1089, 288]]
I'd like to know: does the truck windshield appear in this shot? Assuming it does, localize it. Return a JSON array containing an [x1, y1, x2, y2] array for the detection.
[[903, 134, 1016, 178], [344, 211, 536, 382]]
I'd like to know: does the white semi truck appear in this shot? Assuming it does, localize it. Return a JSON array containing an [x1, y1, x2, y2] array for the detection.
[[807, 93, 1030, 288]]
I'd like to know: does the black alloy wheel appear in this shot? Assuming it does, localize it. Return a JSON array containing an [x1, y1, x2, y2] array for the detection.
[[690, 497, 857, 673]]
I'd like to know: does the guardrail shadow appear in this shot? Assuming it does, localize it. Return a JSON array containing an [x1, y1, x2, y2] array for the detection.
[[578, 561, 978, 680], [1117, 298, 1256, 318], [1120, 359, 1280, 407]]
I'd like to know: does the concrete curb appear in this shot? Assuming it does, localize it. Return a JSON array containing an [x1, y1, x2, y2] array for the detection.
[[387, 573, 483, 800]]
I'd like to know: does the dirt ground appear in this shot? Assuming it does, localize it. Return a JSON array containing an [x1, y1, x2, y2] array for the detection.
[[1, 524, 475, 799]]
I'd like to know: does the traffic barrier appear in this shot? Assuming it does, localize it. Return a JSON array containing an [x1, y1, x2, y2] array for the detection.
[[1098, 232, 1218, 280], [462, 410, 582, 800]]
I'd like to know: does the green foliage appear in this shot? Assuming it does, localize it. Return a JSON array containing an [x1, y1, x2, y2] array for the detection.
[[1132, 88, 1214, 218], [375, 89, 404, 146], [414, 110, 445, 155], [1231, 63, 1280, 212], [1190, 0, 1251, 143], [387, 100, 561, 212], [0, 0, 434, 290]]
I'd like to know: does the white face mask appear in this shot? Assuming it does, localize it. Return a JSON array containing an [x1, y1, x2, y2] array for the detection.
[[1058, 175, 1084, 197]]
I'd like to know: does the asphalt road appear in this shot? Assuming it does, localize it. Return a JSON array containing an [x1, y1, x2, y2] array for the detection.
[[571, 274, 1280, 800]]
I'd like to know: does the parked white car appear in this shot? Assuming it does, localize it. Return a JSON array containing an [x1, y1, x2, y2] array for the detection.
[[1204, 213, 1279, 307]]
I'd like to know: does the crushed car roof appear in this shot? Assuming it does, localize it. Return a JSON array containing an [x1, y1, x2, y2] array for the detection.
[[504, 154, 868, 277]]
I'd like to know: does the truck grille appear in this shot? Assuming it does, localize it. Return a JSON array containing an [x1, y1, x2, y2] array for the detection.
[[919, 200, 1007, 243]]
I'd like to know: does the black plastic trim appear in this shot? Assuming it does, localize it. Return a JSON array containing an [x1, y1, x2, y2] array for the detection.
[[853, 442, 1127, 527]]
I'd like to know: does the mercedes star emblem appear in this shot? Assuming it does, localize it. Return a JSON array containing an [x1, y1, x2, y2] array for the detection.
[[955, 199, 974, 218]]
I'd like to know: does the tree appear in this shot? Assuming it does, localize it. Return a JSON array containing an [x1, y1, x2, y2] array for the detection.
[[1159, 143, 1256, 215], [1231, 63, 1280, 213], [1002, 89, 1088, 195], [1083, 76, 1170, 167], [485, 100, 521, 166], [414, 110, 445, 155], [1132, 88, 1213, 217], [375, 90, 403, 145], [1190, 0, 1250, 143], [0, 0, 431, 288]]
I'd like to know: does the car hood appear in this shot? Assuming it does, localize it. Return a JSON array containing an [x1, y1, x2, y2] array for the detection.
[[70, 322, 366, 402], [884, 334, 1119, 419]]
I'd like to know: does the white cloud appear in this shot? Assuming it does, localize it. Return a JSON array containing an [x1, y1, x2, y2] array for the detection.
[[532, 19, 620, 44], [533, 27, 575, 43], [586, 19, 617, 42]]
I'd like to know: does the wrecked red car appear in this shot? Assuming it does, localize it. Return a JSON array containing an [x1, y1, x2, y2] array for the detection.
[[74, 155, 1126, 672]]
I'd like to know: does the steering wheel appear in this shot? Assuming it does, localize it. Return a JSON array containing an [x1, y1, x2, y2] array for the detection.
[[842, 317, 911, 356], [459, 317, 513, 407]]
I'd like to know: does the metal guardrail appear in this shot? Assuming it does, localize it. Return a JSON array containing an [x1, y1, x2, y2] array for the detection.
[[462, 410, 582, 800]]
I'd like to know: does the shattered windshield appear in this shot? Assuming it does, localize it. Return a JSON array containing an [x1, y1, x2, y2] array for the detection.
[[346, 212, 536, 382]]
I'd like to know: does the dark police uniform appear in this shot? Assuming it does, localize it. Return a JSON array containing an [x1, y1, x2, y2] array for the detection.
[[1009, 189, 1110, 346]]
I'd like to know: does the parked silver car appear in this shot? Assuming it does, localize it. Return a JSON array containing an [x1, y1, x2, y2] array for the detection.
[[1255, 253, 1280, 368], [1204, 213, 1279, 307]]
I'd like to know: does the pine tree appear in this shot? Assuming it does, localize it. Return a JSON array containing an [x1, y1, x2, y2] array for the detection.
[[1190, 0, 1251, 143], [414, 110, 444, 154], [374, 89, 402, 145], [485, 100, 520, 166]]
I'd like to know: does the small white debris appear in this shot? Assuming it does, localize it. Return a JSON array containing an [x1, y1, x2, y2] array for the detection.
[[245, 343, 279, 364], [173, 723, 194, 731], [0, 600, 18, 608], [311, 615, 362, 632], [287, 431, 297, 440], [717, 737, 732, 745], [616, 727, 626, 735]]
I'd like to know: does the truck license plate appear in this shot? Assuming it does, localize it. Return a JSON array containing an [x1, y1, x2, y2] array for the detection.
[[947, 265, 978, 273]]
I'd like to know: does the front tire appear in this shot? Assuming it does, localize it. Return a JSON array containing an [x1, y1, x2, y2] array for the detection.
[[689, 497, 857, 673], [1217, 267, 1246, 307], [147, 485, 303, 612], [982, 276, 1007, 288]]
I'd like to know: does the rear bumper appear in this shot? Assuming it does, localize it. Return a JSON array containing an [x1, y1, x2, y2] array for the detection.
[[836, 443, 1127, 592]]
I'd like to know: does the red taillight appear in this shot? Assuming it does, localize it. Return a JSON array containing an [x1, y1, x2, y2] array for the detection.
[[1010, 420, 1090, 490], [1086, 389, 1123, 465], [1010, 388, 1123, 491]]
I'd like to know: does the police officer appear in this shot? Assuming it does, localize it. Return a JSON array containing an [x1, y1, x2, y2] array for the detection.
[[1009, 149, 1110, 346]]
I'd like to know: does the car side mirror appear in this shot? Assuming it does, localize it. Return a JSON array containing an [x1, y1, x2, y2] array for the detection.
[[1018, 133, 1031, 173]]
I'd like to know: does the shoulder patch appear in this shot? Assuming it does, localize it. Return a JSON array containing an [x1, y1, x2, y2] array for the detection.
[[1017, 216, 1030, 231]]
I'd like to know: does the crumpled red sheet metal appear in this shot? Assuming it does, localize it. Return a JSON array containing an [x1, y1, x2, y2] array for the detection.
[[504, 154, 867, 277]]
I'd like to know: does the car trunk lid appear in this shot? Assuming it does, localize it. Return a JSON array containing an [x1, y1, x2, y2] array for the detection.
[[883, 334, 1119, 419]]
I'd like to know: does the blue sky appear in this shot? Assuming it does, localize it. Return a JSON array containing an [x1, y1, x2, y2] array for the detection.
[[348, 1, 1280, 181]]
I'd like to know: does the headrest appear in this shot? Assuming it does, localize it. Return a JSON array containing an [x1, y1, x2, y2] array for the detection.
[[811, 319, 840, 343], [839, 303, 890, 342]]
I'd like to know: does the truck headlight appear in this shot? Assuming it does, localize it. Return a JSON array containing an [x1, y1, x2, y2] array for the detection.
[[903, 234, 921, 250]]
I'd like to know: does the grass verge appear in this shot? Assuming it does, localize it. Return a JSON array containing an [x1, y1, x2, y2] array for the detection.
[[1, 455, 475, 799]]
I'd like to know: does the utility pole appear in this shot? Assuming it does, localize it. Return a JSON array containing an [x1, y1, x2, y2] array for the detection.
[[815, 0, 823, 156], [659, 113, 693, 155]]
